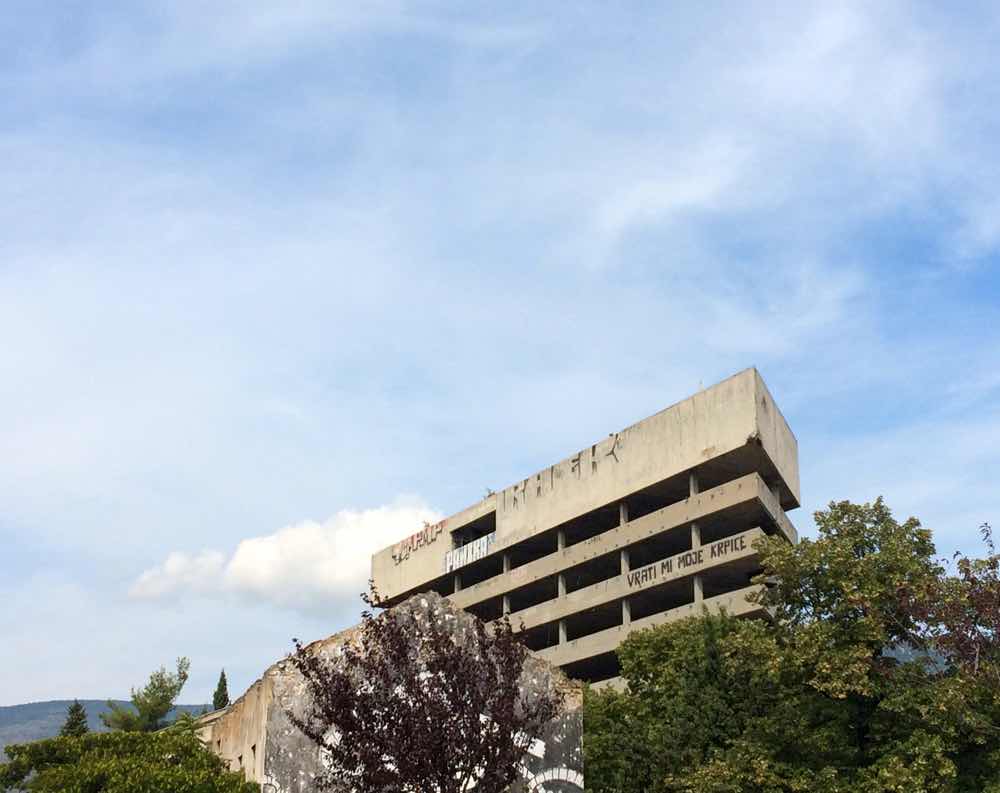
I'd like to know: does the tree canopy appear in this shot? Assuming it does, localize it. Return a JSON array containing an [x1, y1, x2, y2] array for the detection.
[[585, 499, 1000, 793], [101, 657, 191, 732], [287, 591, 564, 793], [0, 728, 257, 793]]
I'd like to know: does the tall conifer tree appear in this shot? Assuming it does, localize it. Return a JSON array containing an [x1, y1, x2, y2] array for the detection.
[[59, 700, 89, 738], [212, 669, 230, 711]]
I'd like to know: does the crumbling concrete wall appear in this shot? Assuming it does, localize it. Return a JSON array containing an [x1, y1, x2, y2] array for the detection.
[[199, 592, 584, 793], [197, 673, 272, 782]]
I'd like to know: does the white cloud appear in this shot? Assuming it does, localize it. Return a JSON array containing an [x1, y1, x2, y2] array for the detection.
[[130, 550, 227, 599], [129, 500, 442, 611]]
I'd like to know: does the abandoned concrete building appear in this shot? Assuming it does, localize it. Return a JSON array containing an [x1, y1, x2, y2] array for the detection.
[[200, 367, 797, 789], [371, 368, 799, 687]]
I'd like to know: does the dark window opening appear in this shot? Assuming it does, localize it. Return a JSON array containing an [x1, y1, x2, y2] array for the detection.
[[466, 596, 504, 623], [623, 475, 690, 523], [416, 573, 457, 600], [508, 575, 559, 614], [507, 531, 559, 570], [558, 503, 620, 547], [562, 551, 622, 594], [450, 511, 497, 549], [627, 528, 691, 570], [519, 621, 560, 652], [629, 578, 693, 622], [701, 559, 762, 600], [562, 651, 621, 684], [697, 500, 772, 545], [694, 444, 773, 494], [458, 553, 504, 589], [564, 600, 623, 642]]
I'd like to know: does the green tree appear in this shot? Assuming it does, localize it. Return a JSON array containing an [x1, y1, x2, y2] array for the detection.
[[58, 700, 88, 738], [585, 499, 1000, 793], [101, 657, 191, 732], [212, 669, 230, 711], [585, 615, 853, 793], [0, 730, 257, 793]]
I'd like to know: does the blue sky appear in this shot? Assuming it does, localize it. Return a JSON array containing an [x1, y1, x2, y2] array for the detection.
[[2, 1, 999, 706]]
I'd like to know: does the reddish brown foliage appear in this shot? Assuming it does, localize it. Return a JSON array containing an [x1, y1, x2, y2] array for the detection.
[[287, 590, 562, 793], [901, 523, 1000, 681]]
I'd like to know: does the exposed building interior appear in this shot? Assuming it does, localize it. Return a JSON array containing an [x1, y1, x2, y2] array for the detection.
[[371, 368, 800, 686]]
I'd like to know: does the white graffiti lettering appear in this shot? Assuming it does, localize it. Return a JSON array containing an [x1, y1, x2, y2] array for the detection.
[[443, 532, 497, 574]]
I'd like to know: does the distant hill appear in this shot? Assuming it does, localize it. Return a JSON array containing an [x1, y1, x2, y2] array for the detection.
[[0, 700, 212, 760]]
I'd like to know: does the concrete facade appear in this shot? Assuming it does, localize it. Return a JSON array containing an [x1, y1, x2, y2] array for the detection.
[[199, 593, 583, 793], [371, 368, 799, 684]]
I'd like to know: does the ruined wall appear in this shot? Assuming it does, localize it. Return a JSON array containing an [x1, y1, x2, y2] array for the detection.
[[199, 593, 584, 793], [197, 673, 272, 782]]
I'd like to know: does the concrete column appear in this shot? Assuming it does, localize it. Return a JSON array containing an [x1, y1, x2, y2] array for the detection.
[[690, 473, 703, 603], [454, 574, 462, 593], [622, 597, 632, 626], [558, 572, 567, 598], [559, 619, 567, 645], [620, 547, 630, 576], [619, 501, 629, 527], [557, 528, 566, 551], [501, 554, 512, 618], [771, 482, 781, 503]]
